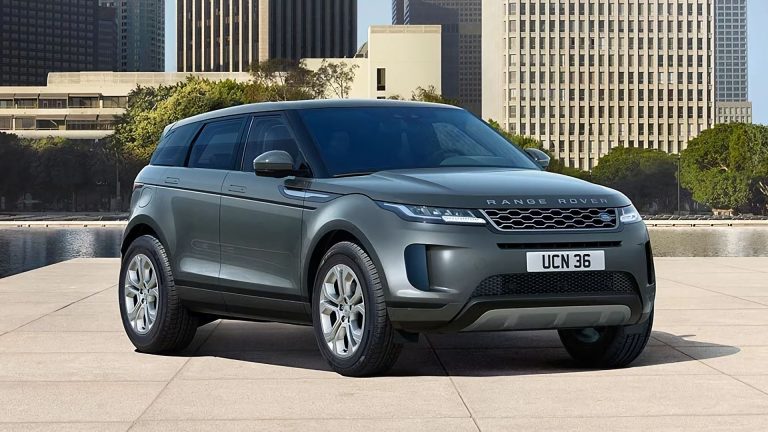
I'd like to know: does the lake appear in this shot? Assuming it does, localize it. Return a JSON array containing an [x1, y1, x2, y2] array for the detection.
[[1, 226, 768, 278]]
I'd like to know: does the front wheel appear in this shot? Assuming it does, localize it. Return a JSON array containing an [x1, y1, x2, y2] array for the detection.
[[558, 310, 654, 368], [311, 241, 402, 377]]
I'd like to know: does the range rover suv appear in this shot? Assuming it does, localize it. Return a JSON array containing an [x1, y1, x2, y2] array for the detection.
[[120, 100, 655, 376]]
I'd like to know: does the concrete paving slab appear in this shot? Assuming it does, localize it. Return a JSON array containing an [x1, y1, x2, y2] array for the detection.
[[0, 381, 166, 422], [140, 378, 469, 420], [476, 415, 768, 432], [0, 331, 134, 353], [452, 375, 768, 418], [129, 419, 479, 432], [0, 352, 187, 382], [436, 345, 716, 377], [1, 257, 767, 430], [652, 326, 768, 347], [678, 346, 768, 375], [0, 423, 130, 432]]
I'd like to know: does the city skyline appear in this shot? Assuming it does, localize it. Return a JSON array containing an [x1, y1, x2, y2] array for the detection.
[[166, 0, 767, 124]]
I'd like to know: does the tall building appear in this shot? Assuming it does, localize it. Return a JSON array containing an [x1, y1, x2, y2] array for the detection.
[[99, 0, 165, 72], [177, 0, 357, 73], [97, 5, 118, 72], [483, 0, 715, 170], [393, 0, 482, 115], [0, 0, 101, 86], [714, 0, 751, 123]]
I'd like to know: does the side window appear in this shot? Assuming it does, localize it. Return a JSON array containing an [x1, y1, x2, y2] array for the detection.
[[241, 116, 300, 172], [149, 123, 199, 166], [188, 118, 245, 170]]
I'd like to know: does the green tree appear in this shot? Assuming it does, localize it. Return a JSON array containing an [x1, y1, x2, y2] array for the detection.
[[680, 123, 768, 212], [0, 133, 33, 208], [591, 147, 679, 213], [486, 119, 591, 180], [410, 86, 460, 106], [314, 60, 359, 98], [248, 59, 323, 101]]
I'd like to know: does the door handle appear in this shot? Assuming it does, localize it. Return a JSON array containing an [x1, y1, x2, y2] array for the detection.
[[227, 185, 246, 193], [164, 176, 179, 185]]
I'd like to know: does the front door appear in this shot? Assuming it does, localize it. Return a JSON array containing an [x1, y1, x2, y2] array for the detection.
[[219, 114, 306, 312]]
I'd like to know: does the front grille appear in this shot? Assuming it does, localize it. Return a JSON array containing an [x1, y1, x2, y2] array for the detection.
[[471, 271, 637, 298], [481, 208, 618, 231], [497, 241, 622, 250]]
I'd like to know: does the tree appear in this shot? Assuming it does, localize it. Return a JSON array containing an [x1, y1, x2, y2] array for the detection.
[[248, 59, 323, 101], [314, 60, 359, 98], [410, 86, 460, 106], [680, 123, 768, 212], [486, 119, 591, 180], [591, 147, 680, 213]]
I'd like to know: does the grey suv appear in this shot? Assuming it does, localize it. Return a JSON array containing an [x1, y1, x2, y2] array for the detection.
[[120, 100, 655, 376]]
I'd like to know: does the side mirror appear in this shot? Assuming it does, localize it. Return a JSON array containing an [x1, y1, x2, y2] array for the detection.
[[254, 150, 295, 178], [525, 148, 550, 169]]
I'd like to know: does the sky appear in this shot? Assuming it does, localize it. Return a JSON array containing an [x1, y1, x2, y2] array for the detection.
[[165, 0, 768, 124]]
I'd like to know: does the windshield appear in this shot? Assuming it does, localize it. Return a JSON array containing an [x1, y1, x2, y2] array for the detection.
[[297, 107, 539, 177]]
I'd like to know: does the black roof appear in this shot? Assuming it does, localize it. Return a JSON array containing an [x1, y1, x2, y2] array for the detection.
[[171, 99, 461, 130]]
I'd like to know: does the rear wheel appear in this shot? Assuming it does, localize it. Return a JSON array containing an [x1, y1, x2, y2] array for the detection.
[[119, 235, 198, 353], [558, 310, 654, 368], [311, 241, 402, 377]]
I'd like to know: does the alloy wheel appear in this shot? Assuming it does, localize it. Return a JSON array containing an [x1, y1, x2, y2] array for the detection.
[[319, 264, 366, 358], [124, 254, 159, 334]]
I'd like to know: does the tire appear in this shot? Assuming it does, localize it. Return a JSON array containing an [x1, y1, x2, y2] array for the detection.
[[311, 241, 402, 377], [558, 310, 654, 368], [119, 235, 198, 354]]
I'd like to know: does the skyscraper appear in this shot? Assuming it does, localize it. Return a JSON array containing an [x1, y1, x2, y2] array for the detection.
[[0, 0, 102, 86], [483, 0, 715, 170], [97, 5, 118, 72], [393, 0, 482, 115], [177, 0, 357, 73], [99, 0, 165, 72], [714, 0, 751, 123]]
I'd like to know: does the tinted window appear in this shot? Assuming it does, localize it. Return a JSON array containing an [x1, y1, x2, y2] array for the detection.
[[297, 107, 539, 177], [188, 118, 245, 170], [149, 123, 199, 167], [241, 116, 300, 172]]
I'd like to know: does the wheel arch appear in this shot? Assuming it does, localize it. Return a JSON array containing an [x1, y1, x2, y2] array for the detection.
[[121, 215, 169, 257], [303, 220, 387, 303]]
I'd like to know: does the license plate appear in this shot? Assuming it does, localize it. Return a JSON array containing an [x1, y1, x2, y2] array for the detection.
[[526, 251, 605, 272]]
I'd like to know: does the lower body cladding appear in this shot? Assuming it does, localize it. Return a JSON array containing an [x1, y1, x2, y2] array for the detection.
[[379, 221, 655, 333]]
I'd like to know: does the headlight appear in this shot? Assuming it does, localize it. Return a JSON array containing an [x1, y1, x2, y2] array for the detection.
[[619, 204, 642, 224], [377, 202, 486, 225]]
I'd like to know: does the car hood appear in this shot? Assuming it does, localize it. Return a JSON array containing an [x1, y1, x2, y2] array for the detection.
[[306, 168, 630, 209]]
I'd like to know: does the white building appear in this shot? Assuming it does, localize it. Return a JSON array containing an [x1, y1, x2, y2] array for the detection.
[[304, 25, 442, 100], [0, 72, 251, 140], [483, 0, 715, 170]]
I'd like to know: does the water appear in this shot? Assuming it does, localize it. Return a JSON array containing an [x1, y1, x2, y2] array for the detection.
[[1, 227, 768, 278], [0, 228, 123, 278]]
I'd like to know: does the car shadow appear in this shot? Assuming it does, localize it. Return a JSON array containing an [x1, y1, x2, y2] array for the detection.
[[181, 322, 741, 377]]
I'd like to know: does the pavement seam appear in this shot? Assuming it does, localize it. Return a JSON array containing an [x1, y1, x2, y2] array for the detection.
[[0, 284, 118, 337], [656, 276, 768, 309], [424, 334, 481, 432], [127, 320, 222, 431], [652, 333, 768, 399]]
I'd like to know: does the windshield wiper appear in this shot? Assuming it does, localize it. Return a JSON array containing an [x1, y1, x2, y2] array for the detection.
[[332, 171, 376, 178]]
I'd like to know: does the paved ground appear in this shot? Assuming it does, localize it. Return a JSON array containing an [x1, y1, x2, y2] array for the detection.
[[1, 258, 768, 431]]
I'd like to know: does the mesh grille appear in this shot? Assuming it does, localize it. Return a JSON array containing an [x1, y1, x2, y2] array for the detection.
[[471, 271, 637, 298], [481, 208, 617, 231]]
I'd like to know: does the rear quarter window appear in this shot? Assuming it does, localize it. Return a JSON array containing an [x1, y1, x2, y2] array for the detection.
[[149, 123, 199, 166]]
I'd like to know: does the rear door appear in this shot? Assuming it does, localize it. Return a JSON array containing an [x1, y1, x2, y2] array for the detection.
[[219, 114, 307, 316], [167, 116, 247, 289]]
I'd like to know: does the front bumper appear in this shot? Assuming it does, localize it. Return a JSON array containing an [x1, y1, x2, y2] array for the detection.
[[369, 213, 655, 333]]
